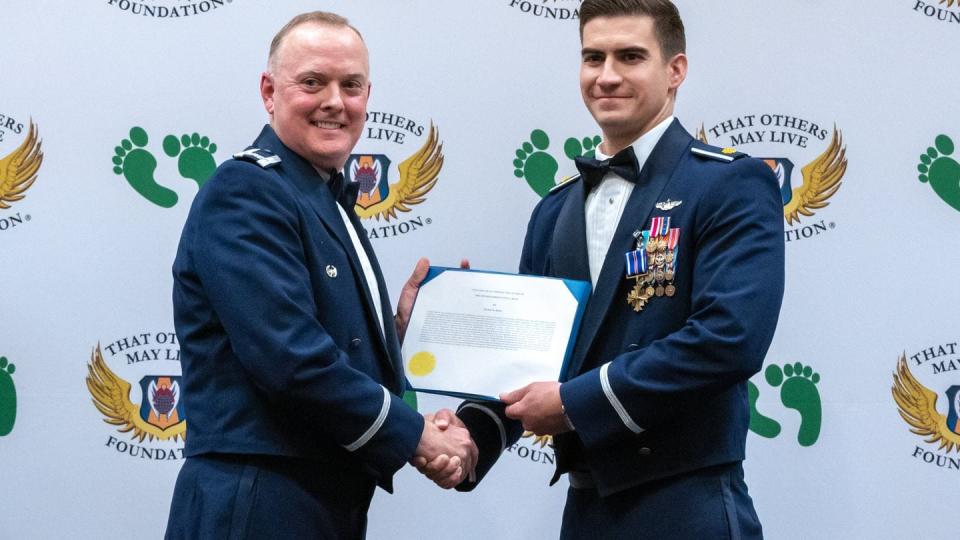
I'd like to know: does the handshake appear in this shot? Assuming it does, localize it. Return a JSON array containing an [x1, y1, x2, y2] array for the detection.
[[410, 409, 477, 489]]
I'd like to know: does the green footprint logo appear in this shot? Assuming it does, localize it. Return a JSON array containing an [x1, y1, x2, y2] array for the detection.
[[112, 127, 178, 208], [111, 127, 219, 208], [513, 129, 602, 197], [563, 135, 602, 161], [163, 132, 218, 189], [749, 362, 823, 447], [747, 380, 781, 439], [750, 362, 823, 446], [0, 356, 17, 437], [918, 134, 960, 212], [514, 130, 559, 197]]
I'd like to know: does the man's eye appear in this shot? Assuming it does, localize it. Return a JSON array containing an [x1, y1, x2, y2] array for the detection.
[[302, 78, 320, 88], [583, 55, 603, 64], [344, 80, 366, 93]]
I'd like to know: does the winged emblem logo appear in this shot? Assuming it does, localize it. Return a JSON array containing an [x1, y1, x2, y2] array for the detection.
[[348, 123, 443, 221], [85, 344, 186, 443], [892, 354, 960, 454], [522, 431, 552, 449], [697, 125, 847, 226], [0, 120, 43, 210]]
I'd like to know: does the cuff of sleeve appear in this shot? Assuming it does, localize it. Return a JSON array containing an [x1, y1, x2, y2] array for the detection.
[[347, 389, 424, 481], [560, 364, 643, 451], [455, 401, 523, 491]]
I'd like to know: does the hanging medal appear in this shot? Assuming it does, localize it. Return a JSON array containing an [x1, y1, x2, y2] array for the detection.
[[624, 230, 648, 279], [664, 227, 680, 297], [626, 230, 652, 311]]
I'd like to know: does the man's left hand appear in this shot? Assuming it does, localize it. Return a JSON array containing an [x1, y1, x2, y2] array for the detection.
[[501, 381, 570, 436]]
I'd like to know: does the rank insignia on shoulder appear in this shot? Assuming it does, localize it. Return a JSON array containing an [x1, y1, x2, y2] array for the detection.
[[233, 147, 281, 168], [549, 174, 581, 194], [690, 142, 747, 163]]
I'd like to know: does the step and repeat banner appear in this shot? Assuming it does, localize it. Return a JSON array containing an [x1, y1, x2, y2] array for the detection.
[[2, 1, 958, 538]]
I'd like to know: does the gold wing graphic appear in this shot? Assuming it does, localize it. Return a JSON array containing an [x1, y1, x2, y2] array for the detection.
[[892, 353, 960, 453], [522, 431, 553, 449], [0, 120, 43, 209], [85, 344, 186, 443], [354, 123, 443, 221], [783, 127, 846, 226], [941, 0, 957, 8], [696, 123, 709, 144]]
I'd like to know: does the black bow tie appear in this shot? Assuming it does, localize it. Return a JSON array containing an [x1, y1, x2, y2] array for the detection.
[[574, 146, 641, 192], [327, 170, 360, 209]]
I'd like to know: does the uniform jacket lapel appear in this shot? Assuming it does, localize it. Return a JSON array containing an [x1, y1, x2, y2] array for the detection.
[[566, 120, 694, 377], [252, 126, 397, 379], [549, 178, 591, 284], [349, 212, 403, 385]]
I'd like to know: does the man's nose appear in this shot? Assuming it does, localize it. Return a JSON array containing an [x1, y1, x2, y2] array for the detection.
[[596, 58, 622, 88], [320, 83, 345, 111]]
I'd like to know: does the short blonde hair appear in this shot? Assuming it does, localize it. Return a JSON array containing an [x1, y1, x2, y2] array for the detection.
[[267, 11, 364, 70]]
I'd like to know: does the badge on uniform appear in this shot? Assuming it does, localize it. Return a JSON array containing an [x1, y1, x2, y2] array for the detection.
[[625, 216, 680, 312]]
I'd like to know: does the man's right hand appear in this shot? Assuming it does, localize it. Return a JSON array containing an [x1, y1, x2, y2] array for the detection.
[[411, 412, 477, 489]]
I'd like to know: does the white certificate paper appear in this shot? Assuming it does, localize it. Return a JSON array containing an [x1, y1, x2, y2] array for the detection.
[[401, 268, 590, 401]]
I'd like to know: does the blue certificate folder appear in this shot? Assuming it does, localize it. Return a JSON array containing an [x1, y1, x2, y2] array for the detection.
[[403, 266, 591, 402]]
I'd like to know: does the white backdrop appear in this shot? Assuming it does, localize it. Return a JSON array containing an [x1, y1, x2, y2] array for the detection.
[[2, 1, 959, 538]]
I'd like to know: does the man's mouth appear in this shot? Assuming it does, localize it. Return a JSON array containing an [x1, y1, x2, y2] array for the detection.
[[313, 120, 344, 130]]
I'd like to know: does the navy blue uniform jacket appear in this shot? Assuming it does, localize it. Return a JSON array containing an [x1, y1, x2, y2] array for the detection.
[[172, 125, 422, 490], [519, 120, 784, 496]]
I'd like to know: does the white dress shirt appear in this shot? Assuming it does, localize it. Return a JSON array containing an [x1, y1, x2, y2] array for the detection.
[[585, 116, 674, 289]]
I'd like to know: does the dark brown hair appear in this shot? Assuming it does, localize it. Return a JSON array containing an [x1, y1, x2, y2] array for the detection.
[[579, 0, 686, 58]]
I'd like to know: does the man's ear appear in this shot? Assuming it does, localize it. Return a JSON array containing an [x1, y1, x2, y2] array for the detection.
[[260, 72, 275, 115], [667, 53, 688, 91]]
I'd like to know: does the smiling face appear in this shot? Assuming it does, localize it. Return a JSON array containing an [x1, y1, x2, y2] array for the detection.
[[580, 15, 686, 154], [260, 22, 370, 171]]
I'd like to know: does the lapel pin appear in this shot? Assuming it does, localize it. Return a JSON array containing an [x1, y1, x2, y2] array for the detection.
[[326, 265, 338, 278]]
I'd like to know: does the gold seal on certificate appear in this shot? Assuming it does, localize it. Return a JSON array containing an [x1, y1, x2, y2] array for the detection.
[[400, 268, 590, 400]]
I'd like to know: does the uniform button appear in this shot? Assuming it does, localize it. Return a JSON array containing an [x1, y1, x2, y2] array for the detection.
[[350, 338, 362, 349], [638, 447, 652, 456]]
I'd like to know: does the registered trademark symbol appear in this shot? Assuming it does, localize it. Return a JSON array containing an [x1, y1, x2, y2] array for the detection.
[[25, 214, 31, 221], [426, 218, 432, 225], [829, 222, 835, 229]]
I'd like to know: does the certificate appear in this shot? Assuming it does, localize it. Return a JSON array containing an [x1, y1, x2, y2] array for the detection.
[[401, 267, 590, 401]]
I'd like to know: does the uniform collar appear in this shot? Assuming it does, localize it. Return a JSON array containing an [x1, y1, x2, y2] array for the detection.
[[595, 115, 674, 177]]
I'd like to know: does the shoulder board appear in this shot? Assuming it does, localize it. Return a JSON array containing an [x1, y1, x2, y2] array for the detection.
[[690, 141, 747, 163], [548, 174, 581, 194], [232, 147, 281, 168]]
